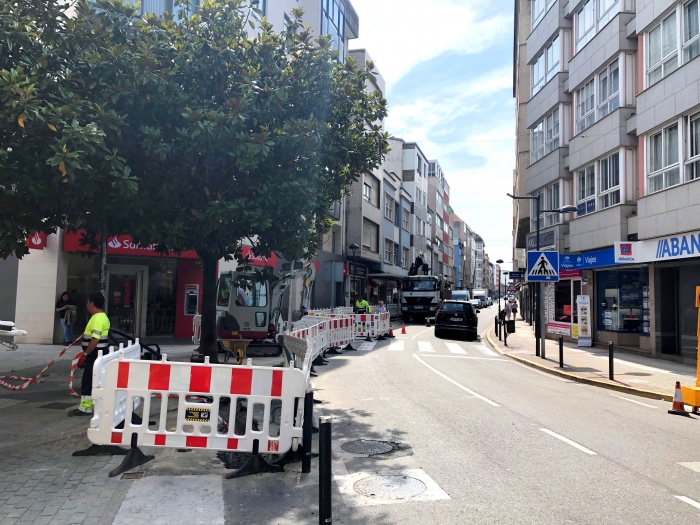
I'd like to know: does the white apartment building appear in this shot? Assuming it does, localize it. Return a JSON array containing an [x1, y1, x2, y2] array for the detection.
[[514, 0, 700, 364]]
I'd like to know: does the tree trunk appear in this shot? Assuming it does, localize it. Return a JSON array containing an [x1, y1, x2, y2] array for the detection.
[[99, 231, 107, 297], [198, 253, 219, 363]]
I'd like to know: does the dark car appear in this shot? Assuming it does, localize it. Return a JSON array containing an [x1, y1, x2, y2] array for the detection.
[[434, 300, 479, 340]]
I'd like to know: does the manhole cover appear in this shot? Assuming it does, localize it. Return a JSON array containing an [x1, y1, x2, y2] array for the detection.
[[353, 475, 426, 499], [341, 440, 393, 455], [39, 402, 75, 410]]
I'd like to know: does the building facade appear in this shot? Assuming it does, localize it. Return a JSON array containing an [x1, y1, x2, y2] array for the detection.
[[513, 0, 700, 364]]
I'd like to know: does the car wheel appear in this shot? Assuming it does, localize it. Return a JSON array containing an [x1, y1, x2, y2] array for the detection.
[[434, 328, 442, 338]]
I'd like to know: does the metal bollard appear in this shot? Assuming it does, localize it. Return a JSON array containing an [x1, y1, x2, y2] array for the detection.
[[559, 335, 564, 368], [495, 316, 501, 340], [302, 391, 314, 474], [319, 416, 332, 525], [608, 341, 614, 380]]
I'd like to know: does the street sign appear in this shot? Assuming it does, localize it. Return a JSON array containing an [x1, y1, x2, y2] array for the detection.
[[527, 251, 559, 282], [507, 283, 518, 292], [508, 271, 523, 280]]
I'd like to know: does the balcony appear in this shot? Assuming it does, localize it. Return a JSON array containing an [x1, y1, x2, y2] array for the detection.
[[526, 72, 570, 128], [637, 180, 700, 239], [568, 107, 636, 172], [527, 0, 571, 65], [569, 204, 636, 251], [525, 147, 569, 194]]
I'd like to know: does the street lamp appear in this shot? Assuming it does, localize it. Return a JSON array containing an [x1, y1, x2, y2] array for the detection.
[[507, 193, 577, 358]]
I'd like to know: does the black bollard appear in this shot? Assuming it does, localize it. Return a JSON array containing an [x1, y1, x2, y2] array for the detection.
[[559, 335, 564, 368], [302, 391, 314, 474], [319, 416, 332, 525], [609, 341, 614, 380]]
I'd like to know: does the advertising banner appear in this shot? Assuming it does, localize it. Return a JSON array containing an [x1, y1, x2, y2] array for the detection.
[[577, 295, 592, 347]]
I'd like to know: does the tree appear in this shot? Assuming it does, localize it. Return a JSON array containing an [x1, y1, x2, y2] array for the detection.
[[76, 0, 388, 360], [0, 0, 139, 293]]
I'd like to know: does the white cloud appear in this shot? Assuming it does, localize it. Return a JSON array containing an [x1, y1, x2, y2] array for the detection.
[[349, 0, 512, 88]]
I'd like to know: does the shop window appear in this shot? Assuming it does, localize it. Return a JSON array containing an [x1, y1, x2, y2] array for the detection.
[[554, 282, 573, 323], [596, 269, 648, 333]]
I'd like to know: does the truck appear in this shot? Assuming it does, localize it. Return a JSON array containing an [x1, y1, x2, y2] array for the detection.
[[450, 290, 470, 302], [472, 289, 488, 308], [401, 256, 450, 322]]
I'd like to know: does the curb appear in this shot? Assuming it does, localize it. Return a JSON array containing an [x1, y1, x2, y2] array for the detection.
[[483, 324, 673, 403]]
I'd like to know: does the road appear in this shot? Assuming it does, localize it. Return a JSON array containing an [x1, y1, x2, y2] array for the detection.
[[311, 304, 700, 524]]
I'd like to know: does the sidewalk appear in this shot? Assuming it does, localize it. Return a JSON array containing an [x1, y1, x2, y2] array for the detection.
[[486, 319, 697, 401]]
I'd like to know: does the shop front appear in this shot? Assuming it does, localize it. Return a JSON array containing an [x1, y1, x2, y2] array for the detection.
[[349, 262, 368, 302], [63, 232, 202, 340]]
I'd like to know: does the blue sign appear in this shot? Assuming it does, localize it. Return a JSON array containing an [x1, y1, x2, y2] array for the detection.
[[527, 251, 559, 282], [559, 247, 615, 270], [508, 271, 523, 280]]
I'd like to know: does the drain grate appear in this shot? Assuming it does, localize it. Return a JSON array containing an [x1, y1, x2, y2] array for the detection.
[[354, 475, 426, 499], [120, 472, 145, 480], [341, 440, 394, 456], [39, 402, 76, 410], [0, 398, 26, 409]]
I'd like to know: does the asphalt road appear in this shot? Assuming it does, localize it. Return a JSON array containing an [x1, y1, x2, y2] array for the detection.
[[312, 304, 700, 524]]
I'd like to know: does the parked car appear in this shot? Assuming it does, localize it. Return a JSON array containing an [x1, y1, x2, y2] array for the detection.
[[487, 297, 493, 306], [469, 299, 481, 310], [435, 300, 479, 340]]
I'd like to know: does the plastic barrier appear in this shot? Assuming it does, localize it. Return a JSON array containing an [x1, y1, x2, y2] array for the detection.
[[90, 341, 142, 428], [88, 356, 306, 456]]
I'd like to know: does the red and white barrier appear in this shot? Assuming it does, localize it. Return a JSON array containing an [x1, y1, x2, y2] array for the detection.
[[1, 340, 78, 391], [90, 341, 142, 427], [88, 356, 305, 455]]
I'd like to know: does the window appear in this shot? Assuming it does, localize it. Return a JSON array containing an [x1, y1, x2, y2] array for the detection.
[[394, 243, 399, 266], [532, 54, 545, 95], [251, 0, 266, 17], [531, 121, 544, 163], [363, 182, 371, 203], [648, 123, 680, 193], [576, 0, 596, 51], [577, 165, 596, 215], [384, 193, 394, 221], [402, 247, 409, 269], [598, 60, 620, 119], [418, 159, 424, 175], [684, 0, 700, 63], [402, 209, 410, 231], [576, 79, 596, 134], [686, 113, 700, 181], [575, 0, 619, 52], [545, 182, 560, 227], [362, 219, 379, 252], [235, 279, 268, 308], [545, 108, 560, 154], [384, 239, 393, 264], [546, 36, 560, 82], [532, 0, 556, 28], [599, 152, 620, 209], [648, 12, 678, 86], [364, 175, 379, 207], [532, 108, 559, 163], [321, 0, 345, 59]]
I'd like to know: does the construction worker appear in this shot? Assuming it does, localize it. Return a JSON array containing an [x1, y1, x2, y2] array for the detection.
[[355, 296, 372, 314], [69, 292, 110, 417]]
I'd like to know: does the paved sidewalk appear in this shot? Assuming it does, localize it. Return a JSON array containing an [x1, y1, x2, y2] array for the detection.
[[486, 319, 697, 401]]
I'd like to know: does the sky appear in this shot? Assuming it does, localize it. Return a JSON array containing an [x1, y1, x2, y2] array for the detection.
[[349, 0, 516, 269]]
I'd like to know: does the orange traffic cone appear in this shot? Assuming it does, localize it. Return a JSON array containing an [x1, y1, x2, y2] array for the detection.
[[388, 328, 395, 339], [401, 323, 406, 335], [668, 381, 690, 416], [426, 317, 431, 327]]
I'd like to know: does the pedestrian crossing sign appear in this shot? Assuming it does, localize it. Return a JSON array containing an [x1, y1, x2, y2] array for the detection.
[[527, 251, 559, 282]]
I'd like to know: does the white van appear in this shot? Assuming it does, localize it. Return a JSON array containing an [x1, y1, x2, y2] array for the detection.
[[451, 290, 470, 302]]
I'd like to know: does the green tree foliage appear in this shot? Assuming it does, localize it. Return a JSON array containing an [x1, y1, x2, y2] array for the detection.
[[1, 0, 387, 359]]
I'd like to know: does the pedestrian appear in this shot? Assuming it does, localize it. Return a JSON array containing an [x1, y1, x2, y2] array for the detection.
[[377, 301, 387, 313], [69, 292, 110, 417], [55, 291, 76, 345], [504, 300, 513, 321], [512, 301, 518, 319]]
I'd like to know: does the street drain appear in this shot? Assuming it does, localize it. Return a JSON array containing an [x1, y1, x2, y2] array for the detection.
[[353, 475, 426, 499], [341, 440, 393, 456], [120, 472, 144, 480]]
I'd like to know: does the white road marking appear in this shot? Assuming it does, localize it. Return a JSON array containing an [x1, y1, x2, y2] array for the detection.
[[445, 343, 467, 354], [412, 354, 499, 407], [540, 428, 597, 455], [418, 341, 435, 353], [422, 355, 507, 361], [475, 345, 498, 357], [357, 341, 377, 351], [677, 462, 700, 473], [411, 328, 433, 339], [611, 394, 657, 408], [675, 495, 700, 511], [388, 341, 404, 352], [113, 475, 224, 525]]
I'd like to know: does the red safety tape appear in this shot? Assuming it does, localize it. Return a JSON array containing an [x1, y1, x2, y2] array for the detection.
[[0, 340, 80, 391]]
